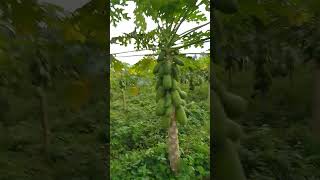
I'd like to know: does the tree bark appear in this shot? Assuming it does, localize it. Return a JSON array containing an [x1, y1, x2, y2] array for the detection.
[[168, 108, 180, 174]]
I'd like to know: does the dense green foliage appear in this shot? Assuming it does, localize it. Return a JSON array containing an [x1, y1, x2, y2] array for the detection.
[[111, 57, 209, 179], [0, 91, 107, 179], [217, 63, 320, 179], [0, 1, 108, 179], [213, 0, 320, 179]]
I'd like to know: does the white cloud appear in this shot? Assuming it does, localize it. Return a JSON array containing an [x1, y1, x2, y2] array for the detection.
[[110, 2, 210, 65]]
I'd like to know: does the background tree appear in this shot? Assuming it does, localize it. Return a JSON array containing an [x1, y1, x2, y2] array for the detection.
[[111, 0, 209, 174]]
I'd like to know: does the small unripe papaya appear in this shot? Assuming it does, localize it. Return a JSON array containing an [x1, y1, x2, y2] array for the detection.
[[179, 90, 187, 99], [176, 106, 187, 125], [164, 93, 172, 107], [225, 118, 243, 142], [163, 75, 172, 89], [165, 104, 174, 116], [156, 98, 166, 116], [220, 92, 248, 118], [172, 90, 182, 106], [158, 51, 165, 61], [181, 99, 186, 106], [172, 65, 180, 80], [153, 63, 161, 74], [155, 78, 163, 89], [163, 62, 172, 75], [172, 79, 178, 90], [156, 86, 165, 101], [158, 64, 165, 76]]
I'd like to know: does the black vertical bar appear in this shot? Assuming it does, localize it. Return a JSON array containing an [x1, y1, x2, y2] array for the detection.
[[106, 0, 111, 179]]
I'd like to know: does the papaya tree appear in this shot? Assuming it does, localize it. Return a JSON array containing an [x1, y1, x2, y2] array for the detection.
[[213, 0, 320, 178], [212, 0, 248, 179], [111, 0, 209, 174], [0, 0, 107, 158]]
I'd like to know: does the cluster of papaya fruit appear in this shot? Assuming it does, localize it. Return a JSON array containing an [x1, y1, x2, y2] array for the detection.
[[153, 50, 188, 128], [213, 78, 248, 180]]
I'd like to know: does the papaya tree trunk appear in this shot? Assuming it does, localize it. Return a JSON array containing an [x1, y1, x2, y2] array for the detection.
[[168, 108, 180, 174], [36, 87, 50, 156], [312, 61, 320, 143]]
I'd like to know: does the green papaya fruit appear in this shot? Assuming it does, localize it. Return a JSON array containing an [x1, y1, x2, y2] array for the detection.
[[176, 106, 187, 125], [212, 90, 228, 144], [173, 57, 184, 66], [172, 65, 180, 80], [153, 63, 161, 74], [156, 86, 165, 101], [181, 99, 186, 106], [220, 92, 248, 118], [172, 79, 178, 90], [156, 98, 166, 116], [225, 118, 243, 142], [165, 104, 174, 116], [164, 93, 172, 107], [214, 0, 239, 14], [215, 139, 246, 180], [179, 90, 187, 99], [158, 51, 165, 61], [155, 78, 162, 90], [163, 62, 172, 74], [163, 75, 172, 89], [158, 64, 165, 76], [172, 90, 182, 106]]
